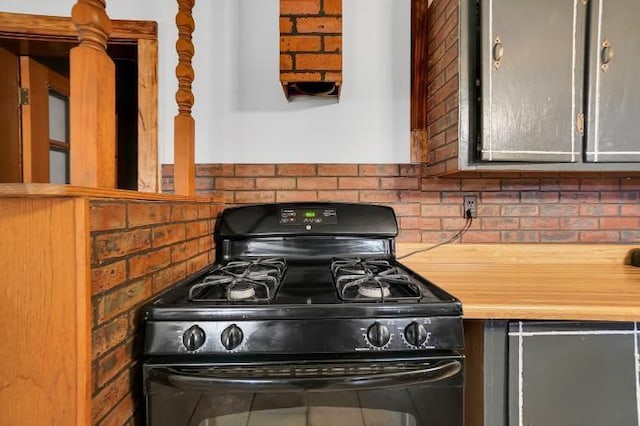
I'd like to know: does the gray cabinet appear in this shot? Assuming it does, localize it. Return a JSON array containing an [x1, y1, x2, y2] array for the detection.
[[484, 321, 640, 426], [480, 0, 585, 162], [585, 0, 640, 162]]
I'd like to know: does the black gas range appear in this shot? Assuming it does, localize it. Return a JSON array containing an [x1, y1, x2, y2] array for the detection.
[[143, 203, 464, 426]]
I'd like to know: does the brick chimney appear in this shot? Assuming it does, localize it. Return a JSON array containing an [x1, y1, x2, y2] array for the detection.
[[280, 0, 342, 100]]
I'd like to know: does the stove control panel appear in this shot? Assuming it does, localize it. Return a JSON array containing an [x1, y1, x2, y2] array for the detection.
[[279, 208, 338, 225], [146, 317, 463, 356]]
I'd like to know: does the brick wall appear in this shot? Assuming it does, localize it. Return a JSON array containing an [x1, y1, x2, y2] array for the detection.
[[90, 199, 221, 425], [426, 0, 459, 175], [163, 164, 640, 243]]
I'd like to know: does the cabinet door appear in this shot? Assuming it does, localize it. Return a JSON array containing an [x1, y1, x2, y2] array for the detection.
[[508, 321, 638, 426], [480, 0, 585, 162], [585, 0, 640, 162]]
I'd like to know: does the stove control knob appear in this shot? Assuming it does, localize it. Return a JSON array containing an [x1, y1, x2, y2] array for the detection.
[[183, 325, 206, 351], [404, 322, 428, 347], [221, 324, 244, 350], [367, 322, 391, 348]]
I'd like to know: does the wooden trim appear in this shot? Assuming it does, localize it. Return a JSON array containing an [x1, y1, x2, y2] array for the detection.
[[0, 11, 157, 42], [0, 183, 222, 202], [50, 140, 70, 150], [0, 46, 21, 182], [73, 197, 92, 426], [411, 0, 429, 162], [20, 57, 50, 183], [463, 320, 484, 426], [137, 39, 159, 192], [173, 0, 196, 196]]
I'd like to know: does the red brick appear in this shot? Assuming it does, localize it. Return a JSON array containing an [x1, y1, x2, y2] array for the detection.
[[324, 35, 342, 52], [128, 248, 171, 279], [280, 17, 293, 33], [559, 192, 599, 203], [399, 164, 423, 177], [255, 177, 296, 190], [579, 231, 620, 243], [460, 231, 501, 243], [501, 179, 540, 191], [400, 217, 441, 230], [461, 179, 500, 191], [186, 220, 211, 240], [277, 164, 317, 176], [323, 0, 342, 14], [95, 278, 152, 324], [221, 191, 236, 204], [281, 35, 322, 51], [170, 239, 199, 263], [297, 17, 341, 33], [539, 178, 580, 191], [324, 71, 342, 81], [96, 337, 137, 389], [600, 217, 640, 230], [500, 231, 539, 243], [280, 53, 293, 71], [380, 177, 419, 190], [187, 252, 209, 275], [317, 190, 359, 202], [500, 204, 539, 216], [400, 191, 440, 204], [195, 177, 215, 190], [317, 164, 358, 176], [388, 203, 421, 217], [358, 165, 400, 176], [161, 164, 173, 177], [621, 205, 640, 216], [539, 204, 579, 217], [539, 231, 578, 242], [520, 191, 560, 203], [93, 314, 130, 358], [128, 202, 170, 227], [421, 231, 452, 243], [621, 178, 640, 190], [92, 369, 131, 423], [339, 177, 379, 189], [236, 165, 276, 176], [92, 261, 127, 295], [277, 191, 318, 202], [520, 218, 560, 230], [579, 204, 619, 216], [170, 203, 199, 221], [280, 72, 323, 82], [579, 178, 620, 191], [621, 231, 640, 242], [98, 390, 135, 426], [216, 177, 255, 190], [481, 218, 520, 230], [481, 192, 520, 204], [298, 177, 338, 190], [152, 262, 187, 293], [442, 217, 480, 230], [477, 204, 500, 216], [198, 235, 214, 253], [295, 53, 341, 70], [151, 223, 186, 248], [601, 191, 640, 203], [280, 0, 321, 15], [441, 192, 464, 203], [235, 191, 276, 204], [91, 202, 127, 231], [397, 229, 422, 243], [421, 178, 460, 191], [96, 229, 152, 261], [197, 204, 214, 219], [196, 164, 235, 177], [560, 217, 599, 230], [360, 191, 400, 203], [421, 204, 460, 217]]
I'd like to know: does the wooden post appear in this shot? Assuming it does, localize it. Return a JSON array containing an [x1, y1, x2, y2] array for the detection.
[[173, 0, 196, 196], [70, 0, 116, 188]]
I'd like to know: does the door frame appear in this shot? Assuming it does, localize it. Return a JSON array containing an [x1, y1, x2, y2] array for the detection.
[[0, 11, 159, 192]]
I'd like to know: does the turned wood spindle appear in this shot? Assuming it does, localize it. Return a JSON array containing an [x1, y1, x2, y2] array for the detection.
[[173, 0, 196, 196]]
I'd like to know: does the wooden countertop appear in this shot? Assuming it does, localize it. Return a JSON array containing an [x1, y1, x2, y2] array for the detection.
[[397, 244, 640, 322]]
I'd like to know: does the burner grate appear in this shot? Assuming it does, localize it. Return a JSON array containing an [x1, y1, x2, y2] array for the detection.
[[188, 257, 286, 303], [331, 257, 421, 302]]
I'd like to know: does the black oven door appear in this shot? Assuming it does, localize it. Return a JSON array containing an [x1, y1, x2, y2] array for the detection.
[[144, 352, 463, 426]]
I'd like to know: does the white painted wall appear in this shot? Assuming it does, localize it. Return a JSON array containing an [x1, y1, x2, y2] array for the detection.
[[0, 0, 410, 164]]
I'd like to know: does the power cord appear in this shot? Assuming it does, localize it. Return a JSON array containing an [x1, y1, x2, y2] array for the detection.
[[397, 209, 474, 260]]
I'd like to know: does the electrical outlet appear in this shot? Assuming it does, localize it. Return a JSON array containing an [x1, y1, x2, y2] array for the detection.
[[463, 195, 477, 218]]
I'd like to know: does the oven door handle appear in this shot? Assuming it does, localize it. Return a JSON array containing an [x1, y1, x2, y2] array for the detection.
[[150, 359, 462, 392]]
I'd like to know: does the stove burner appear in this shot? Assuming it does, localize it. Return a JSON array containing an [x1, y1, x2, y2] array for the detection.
[[331, 257, 421, 302], [188, 257, 286, 302], [357, 281, 391, 298]]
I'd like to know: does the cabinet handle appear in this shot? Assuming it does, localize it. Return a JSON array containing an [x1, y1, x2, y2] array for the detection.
[[601, 38, 614, 72], [493, 36, 504, 69]]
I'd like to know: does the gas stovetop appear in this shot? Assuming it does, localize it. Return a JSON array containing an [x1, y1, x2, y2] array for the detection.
[[143, 203, 463, 356]]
